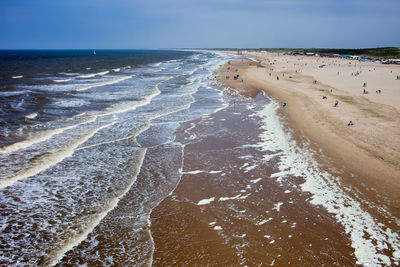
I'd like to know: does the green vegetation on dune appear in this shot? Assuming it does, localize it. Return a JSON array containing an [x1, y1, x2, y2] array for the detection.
[[258, 47, 400, 59]]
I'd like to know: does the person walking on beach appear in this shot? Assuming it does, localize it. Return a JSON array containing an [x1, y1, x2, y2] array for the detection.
[[334, 100, 338, 107]]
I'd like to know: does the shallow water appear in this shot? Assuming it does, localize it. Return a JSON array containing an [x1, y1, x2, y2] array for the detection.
[[0, 50, 399, 266], [0, 50, 234, 265], [151, 92, 400, 266]]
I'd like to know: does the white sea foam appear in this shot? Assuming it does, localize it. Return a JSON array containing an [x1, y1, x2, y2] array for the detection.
[[12, 75, 23, 79], [24, 113, 37, 119], [112, 68, 121, 72], [0, 117, 97, 155], [197, 197, 215, 205], [219, 194, 241, 202], [78, 71, 109, 79], [0, 121, 115, 188], [238, 193, 251, 200], [76, 75, 133, 92], [272, 202, 283, 212], [213, 226, 223, 230], [244, 164, 257, 173], [53, 78, 72, 83], [240, 163, 249, 169], [101, 83, 161, 117], [183, 170, 222, 175], [54, 99, 88, 108], [0, 90, 28, 97], [50, 148, 147, 266], [183, 170, 203, 174], [257, 100, 400, 266], [250, 178, 262, 184], [258, 218, 272, 225]]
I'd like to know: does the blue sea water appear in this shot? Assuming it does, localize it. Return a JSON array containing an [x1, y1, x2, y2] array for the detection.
[[1, 50, 399, 266], [0, 50, 236, 265]]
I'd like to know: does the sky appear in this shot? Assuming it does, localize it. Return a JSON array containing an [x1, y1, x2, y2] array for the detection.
[[1, 0, 399, 49]]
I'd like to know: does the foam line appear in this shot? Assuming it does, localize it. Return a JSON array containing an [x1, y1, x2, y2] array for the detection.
[[198, 197, 215, 205], [76, 123, 151, 151], [100, 80, 163, 117], [257, 100, 400, 266], [77, 71, 109, 79], [49, 148, 147, 266], [24, 113, 38, 119], [0, 121, 115, 188], [53, 78, 72, 83], [0, 117, 97, 154], [75, 75, 133, 92]]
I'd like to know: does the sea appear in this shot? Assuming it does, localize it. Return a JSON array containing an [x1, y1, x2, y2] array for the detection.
[[0, 50, 399, 266]]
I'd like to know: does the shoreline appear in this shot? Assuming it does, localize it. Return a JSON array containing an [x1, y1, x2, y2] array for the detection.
[[150, 94, 360, 266], [215, 53, 400, 211], [149, 52, 400, 265]]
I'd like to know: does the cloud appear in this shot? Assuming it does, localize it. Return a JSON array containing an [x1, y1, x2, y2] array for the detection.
[[0, 0, 399, 48]]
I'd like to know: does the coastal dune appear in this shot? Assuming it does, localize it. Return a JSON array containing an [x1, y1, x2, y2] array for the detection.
[[217, 52, 400, 215]]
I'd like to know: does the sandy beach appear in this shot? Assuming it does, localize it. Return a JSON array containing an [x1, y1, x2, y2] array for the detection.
[[151, 95, 358, 266], [217, 52, 400, 212], [149, 52, 400, 266]]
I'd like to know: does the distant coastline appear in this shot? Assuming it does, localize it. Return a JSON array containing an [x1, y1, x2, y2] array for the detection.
[[205, 47, 400, 60]]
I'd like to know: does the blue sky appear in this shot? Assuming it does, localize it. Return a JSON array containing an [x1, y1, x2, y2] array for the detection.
[[1, 0, 399, 49]]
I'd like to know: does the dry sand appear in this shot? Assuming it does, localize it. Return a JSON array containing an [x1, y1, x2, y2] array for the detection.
[[216, 52, 400, 212], [149, 52, 400, 265]]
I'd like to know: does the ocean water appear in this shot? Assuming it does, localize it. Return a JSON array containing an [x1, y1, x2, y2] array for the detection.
[[0, 50, 399, 266], [0, 50, 235, 265]]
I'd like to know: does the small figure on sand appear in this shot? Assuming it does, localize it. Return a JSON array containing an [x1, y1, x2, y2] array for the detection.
[[363, 82, 367, 87], [314, 80, 317, 84], [397, 75, 399, 80], [277, 76, 279, 80], [348, 121, 354, 126], [334, 100, 339, 107], [363, 89, 368, 94], [282, 102, 287, 107], [322, 96, 327, 100]]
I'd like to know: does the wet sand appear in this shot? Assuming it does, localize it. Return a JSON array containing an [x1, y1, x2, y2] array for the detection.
[[150, 95, 357, 266], [150, 54, 400, 266], [216, 55, 400, 216]]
